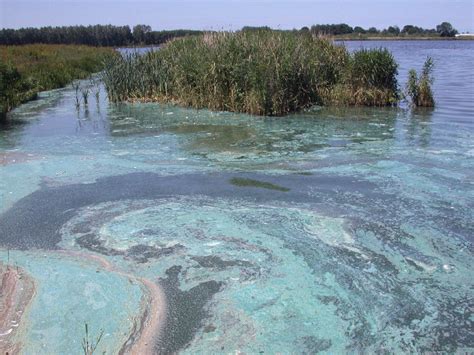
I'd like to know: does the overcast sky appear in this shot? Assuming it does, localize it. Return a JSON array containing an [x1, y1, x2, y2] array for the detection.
[[1, 0, 473, 32]]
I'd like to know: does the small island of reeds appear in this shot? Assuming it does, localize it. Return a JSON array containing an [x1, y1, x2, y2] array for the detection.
[[102, 30, 433, 116]]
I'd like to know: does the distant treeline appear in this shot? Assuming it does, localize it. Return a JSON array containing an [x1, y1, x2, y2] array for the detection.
[[0, 24, 203, 46], [304, 22, 458, 37], [0, 22, 459, 46]]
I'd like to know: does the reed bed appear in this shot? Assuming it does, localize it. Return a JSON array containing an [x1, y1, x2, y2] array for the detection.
[[103, 30, 402, 116]]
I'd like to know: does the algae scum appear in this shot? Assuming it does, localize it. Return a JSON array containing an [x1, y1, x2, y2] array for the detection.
[[1, 41, 473, 353]]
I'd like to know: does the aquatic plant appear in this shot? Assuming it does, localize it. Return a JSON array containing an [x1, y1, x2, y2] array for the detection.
[[0, 44, 116, 117], [406, 57, 435, 107], [81, 88, 90, 106], [324, 48, 399, 106], [102, 30, 401, 116], [81, 323, 104, 355], [88, 77, 101, 104], [93, 86, 100, 103], [72, 81, 81, 108]]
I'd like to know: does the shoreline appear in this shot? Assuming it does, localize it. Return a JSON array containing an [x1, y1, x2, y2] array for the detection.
[[333, 36, 474, 41], [0, 263, 36, 354]]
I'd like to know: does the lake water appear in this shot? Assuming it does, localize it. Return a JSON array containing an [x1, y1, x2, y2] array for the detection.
[[0, 41, 473, 353]]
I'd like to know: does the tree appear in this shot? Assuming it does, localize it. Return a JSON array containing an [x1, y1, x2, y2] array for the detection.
[[367, 27, 379, 34], [402, 25, 425, 35], [310, 23, 353, 36], [436, 22, 457, 37], [387, 26, 400, 35], [354, 26, 366, 34], [300, 26, 310, 33], [132, 24, 152, 44], [0, 25, 200, 46]]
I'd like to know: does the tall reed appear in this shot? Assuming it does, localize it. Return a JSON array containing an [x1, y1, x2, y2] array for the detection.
[[406, 57, 435, 107], [103, 30, 401, 116]]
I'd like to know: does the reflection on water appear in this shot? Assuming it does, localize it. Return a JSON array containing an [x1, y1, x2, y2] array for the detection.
[[0, 41, 473, 353]]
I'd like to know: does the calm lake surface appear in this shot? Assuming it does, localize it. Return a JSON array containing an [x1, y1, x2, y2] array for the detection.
[[0, 41, 473, 353]]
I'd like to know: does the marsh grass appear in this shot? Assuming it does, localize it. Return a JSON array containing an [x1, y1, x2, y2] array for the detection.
[[103, 30, 400, 116], [0, 62, 37, 117], [0, 44, 116, 118], [406, 57, 435, 107]]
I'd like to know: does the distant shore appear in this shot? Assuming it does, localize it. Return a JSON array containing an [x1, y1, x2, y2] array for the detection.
[[333, 36, 474, 41]]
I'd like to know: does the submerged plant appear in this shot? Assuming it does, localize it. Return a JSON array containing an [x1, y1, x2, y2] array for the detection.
[[72, 81, 81, 108], [406, 57, 435, 107], [81, 87, 90, 106], [230, 177, 290, 192], [89, 77, 101, 103], [94, 87, 100, 103]]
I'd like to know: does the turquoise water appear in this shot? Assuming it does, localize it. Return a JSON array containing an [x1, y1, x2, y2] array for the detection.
[[0, 41, 473, 353]]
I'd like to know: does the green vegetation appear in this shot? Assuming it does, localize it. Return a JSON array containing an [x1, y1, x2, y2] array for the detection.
[[327, 48, 399, 106], [0, 61, 36, 114], [309, 22, 459, 39], [0, 25, 202, 46], [0, 22, 461, 47], [81, 323, 104, 355], [0, 44, 116, 118], [406, 57, 435, 107], [103, 30, 400, 116], [436, 22, 458, 37], [230, 177, 290, 192]]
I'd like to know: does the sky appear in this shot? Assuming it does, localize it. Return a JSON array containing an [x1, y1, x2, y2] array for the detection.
[[1, 0, 473, 32]]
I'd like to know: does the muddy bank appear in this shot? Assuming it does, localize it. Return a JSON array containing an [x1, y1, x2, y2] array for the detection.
[[0, 262, 36, 354]]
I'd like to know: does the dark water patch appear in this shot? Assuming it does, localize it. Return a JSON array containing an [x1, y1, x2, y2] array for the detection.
[[156, 265, 223, 353], [127, 244, 185, 263], [76, 233, 124, 256], [229, 177, 290, 192], [295, 171, 314, 176], [76, 232, 185, 263], [428, 294, 474, 352], [0, 172, 375, 249], [299, 336, 332, 353], [191, 255, 253, 270]]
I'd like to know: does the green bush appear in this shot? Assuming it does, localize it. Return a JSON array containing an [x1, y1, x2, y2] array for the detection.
[[406, 57, 435, 107], [0, 62, 36, 116], [103, 31, 401, 116]]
